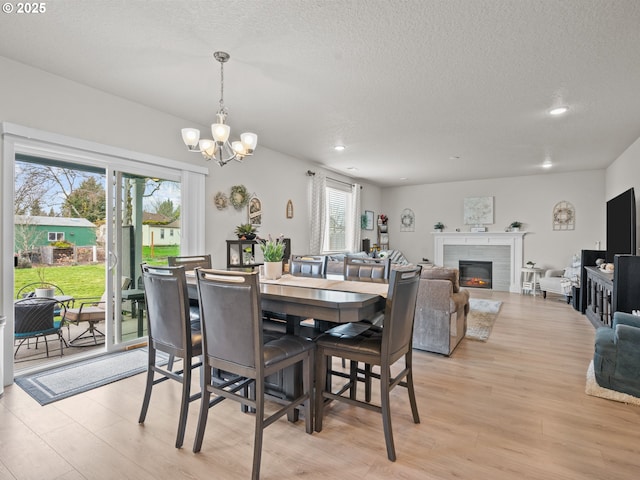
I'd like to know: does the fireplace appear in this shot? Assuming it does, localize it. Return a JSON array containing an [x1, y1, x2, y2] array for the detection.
[[459, 260, 492, 289]]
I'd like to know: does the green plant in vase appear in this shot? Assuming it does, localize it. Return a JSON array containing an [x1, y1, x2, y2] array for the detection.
[[259, 234, 285, 262], [259, 234, 286, 280], [235, 223, 257, 240]]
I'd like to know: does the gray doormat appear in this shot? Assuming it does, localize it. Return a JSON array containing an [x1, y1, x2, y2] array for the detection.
[[15, 348, 163, 405]]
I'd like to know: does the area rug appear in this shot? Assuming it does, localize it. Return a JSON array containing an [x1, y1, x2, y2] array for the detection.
[[585, 360, 640, 406], [465, 298, 502, 342], [15, 348, 163, 406]]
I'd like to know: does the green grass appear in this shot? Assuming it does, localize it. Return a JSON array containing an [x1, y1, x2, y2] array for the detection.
[[14, 245, 180, 298], [14, 264, 107, 299]]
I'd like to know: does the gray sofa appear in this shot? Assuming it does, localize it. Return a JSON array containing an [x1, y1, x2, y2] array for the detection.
[[412, 266, 470, 356]]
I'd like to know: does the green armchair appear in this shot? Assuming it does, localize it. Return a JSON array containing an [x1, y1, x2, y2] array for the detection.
[[593, 311, 640, 398]]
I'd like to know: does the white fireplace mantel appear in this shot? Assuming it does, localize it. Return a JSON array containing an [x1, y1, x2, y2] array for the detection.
[[433, 231, 527, 293]]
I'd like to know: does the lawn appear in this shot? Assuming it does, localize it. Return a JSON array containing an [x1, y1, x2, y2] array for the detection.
[[14, 245, 178, 298]]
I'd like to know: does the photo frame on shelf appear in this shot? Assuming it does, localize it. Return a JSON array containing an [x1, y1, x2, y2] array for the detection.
[[363, 210, 374, 230]]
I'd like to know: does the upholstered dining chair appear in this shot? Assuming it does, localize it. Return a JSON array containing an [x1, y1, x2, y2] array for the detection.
[[289, 254, 328, 277], [344, 256, 391, 283], [314, 266, 422, 462], [192, 268, 314, 480], [167, 254, 212, 271], [139, 264, 202, 449], [14, 297, 67, 358]]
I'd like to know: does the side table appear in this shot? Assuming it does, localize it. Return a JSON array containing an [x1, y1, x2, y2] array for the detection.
[[521, 267, 543, 296]]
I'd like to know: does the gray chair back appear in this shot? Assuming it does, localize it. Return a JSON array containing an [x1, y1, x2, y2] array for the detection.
[[168, 254, 212, 270], [195, 268, 263, 377], [344, 256, 391, 283], [382, 267, 422, 362], [141, 264, 194, 359], [289, 255, 327, 277]]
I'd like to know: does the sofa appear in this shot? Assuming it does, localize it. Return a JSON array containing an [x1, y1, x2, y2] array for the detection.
[[593, 311, 640, 398], [324, 249, 411, 276], [412, 265, 470, 356]]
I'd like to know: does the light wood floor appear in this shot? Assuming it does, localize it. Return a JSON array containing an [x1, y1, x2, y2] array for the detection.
[[2, 290, 640, 480]]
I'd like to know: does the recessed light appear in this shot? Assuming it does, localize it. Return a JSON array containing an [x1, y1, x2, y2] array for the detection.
[[449, 156, 461, 160], [346, 167, 358, 171], [334, 145, 345, 151], [549, 106, 569, 116], [542, 160, 553, 169], [399, 177, 408, 181]]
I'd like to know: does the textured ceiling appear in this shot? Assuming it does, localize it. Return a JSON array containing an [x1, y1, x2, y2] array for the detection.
[[1, 0, 640, 187]]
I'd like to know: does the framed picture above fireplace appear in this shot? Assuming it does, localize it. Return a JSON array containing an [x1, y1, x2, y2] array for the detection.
[[464, 196, 494, 226]]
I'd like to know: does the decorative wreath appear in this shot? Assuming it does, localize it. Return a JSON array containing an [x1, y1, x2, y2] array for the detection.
[[230, 185, 250, 210], [214, 191, 228, 210]]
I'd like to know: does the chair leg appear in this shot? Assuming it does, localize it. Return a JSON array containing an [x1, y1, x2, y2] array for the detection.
[[193, 365, 212, 453], [380, 367, 396, 462], [405, 354, 420, 424], [364, 364, 372, 402], [314, 349, 328, 432], [175, 359, 192, 448], [138, 348, 156, 424], [252, 381, 265, 480], [303, 352, 313, 434]]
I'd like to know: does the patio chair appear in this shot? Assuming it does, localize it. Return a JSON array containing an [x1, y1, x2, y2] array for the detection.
[[14, 297, 68, 358]]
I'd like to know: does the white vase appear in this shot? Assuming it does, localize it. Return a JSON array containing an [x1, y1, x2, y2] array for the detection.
[[35, 287, 55, 298], [263, 261, 283, 280]]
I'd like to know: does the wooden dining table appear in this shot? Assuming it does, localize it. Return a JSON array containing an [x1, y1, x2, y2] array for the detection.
[[185, 271, 387, 422], [186, 272, 387, 335]]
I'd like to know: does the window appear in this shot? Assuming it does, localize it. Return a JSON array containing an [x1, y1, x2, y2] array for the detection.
[[160, 228, 165, 240], [323, 181, 353, 252], [48, 232, 64, 242], [170, 229, 174, 237]]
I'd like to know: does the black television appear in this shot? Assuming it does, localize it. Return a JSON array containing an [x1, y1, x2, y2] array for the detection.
[[606, 187, 637, 263]]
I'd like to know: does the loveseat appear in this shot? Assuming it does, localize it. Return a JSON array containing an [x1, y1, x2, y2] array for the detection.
[[412, 266, 470, 356]]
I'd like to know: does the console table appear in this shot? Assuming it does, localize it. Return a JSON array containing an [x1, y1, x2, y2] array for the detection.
[[584, 266, 613, 328]]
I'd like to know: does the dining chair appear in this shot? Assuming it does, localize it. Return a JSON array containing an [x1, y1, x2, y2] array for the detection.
[[139, 264, 203, 449], [192, 268, 314, 480], [14, 297, 68, 358], [167, 254, 212, 271], [289, 254, 328, 277], [344, 256, 391, 282], [314, 266, 422, 461]]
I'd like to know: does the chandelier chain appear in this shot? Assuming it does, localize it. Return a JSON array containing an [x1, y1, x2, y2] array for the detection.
[[218, 60, 225, 112]]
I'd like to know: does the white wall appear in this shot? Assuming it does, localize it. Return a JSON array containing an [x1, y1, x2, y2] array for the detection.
[[605, 135, 640, 256], [381, 170, 606, 270]]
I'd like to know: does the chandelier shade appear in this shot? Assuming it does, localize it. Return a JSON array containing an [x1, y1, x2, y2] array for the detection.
[[181, 51, 257, 166]]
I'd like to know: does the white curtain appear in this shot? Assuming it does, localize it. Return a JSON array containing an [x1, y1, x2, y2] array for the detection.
[[347, 183, 362, 252], [308, 172, 326, 254]]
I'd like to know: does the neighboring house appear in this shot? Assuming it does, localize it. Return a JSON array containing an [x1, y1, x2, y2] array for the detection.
[[14, 215, 97, 253], [141, 212, 180, 247]]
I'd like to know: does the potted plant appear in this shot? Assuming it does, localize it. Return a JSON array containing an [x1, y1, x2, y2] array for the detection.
[[434, 221, 445, 232], [235, 223, 257, 240], [526, 260, 536, 268], [259, 234, 286, 280], [509, 221, 523, 232], [35, 265, 55, 297]]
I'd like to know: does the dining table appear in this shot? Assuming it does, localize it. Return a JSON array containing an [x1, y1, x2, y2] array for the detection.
[[184, 270, 388, 422], [186, 272, 387, 335]]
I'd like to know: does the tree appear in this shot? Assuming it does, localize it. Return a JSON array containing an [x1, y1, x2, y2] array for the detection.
[[63, 176, 106, 223], [152, 198, 179, 221]]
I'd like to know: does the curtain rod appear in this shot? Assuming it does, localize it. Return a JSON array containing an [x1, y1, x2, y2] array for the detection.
[[306, 170, 361, 189]]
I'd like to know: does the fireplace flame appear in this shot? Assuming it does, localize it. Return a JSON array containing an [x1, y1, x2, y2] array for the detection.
[[463, 277, 489, 286]]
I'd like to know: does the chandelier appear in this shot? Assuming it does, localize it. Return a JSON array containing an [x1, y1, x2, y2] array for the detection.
[[181, 51, 258, 166]]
